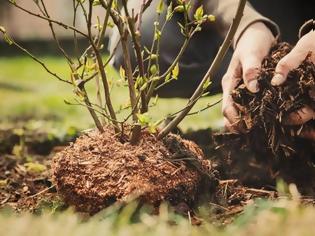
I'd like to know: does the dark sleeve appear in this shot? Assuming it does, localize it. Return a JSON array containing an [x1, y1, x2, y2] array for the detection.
[[299, 19, 315, 38], [188, 0, 279, 48]]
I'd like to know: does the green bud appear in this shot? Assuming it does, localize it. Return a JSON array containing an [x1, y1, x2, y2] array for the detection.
[[174, 5, 184, 13], [207, 14, 216, 22], [150, 54, 158, 60], [150, 64, 157, 75]]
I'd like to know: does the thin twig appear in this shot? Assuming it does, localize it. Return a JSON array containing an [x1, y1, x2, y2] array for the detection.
[[157, 0, 247, 139], [39, 0, 73, 64], [122, 0, 148, 113], [0, 32, 70, 84], [87, 0, 120, 132], [26, 185, 56, 199], [72, 0, 81, 62]]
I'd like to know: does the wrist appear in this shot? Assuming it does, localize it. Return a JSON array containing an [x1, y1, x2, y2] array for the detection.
[[234, 21, 277, 49]]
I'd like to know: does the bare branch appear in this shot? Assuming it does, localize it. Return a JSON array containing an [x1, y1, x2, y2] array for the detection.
[[158, 0, 247, 139], [122, 0, 148, 113], [87, 0, 120, 133], [38, 0, 73, 64]]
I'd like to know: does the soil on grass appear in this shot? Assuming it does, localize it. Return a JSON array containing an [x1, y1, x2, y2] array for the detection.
[[51, 126, 218, 214]]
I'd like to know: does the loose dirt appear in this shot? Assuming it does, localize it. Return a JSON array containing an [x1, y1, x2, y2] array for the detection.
[[52, 127, 217, 214]]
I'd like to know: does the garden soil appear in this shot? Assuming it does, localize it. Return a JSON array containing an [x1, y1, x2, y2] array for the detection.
[[51, 127, 217, 214]]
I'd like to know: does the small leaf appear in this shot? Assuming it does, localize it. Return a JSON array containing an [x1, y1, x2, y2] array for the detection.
[[166, 2, 173, 21], [194, 5, 204, 21], [148, 124, 157, 133], [156, 0, 164, 14], [119, 66, 126, 79], [150, 64, 157, 75], [171, 63, 179, 79], [135, 76, 143, 88], [165, 73, 171, 82], [24, 162, 47, 174], [152, 95, 159, 105], [203, 78, 212, 90], [93, 0, 100, 6], [137, 113, 151, 126], [140, 83, 148, 91]]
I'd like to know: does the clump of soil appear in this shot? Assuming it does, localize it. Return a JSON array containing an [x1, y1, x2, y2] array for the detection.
[[231, 42, 315, 157], [52, 127, 217, 214]]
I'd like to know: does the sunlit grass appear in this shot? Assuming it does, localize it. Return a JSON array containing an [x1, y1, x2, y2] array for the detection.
[[1, 196, 315, 236]]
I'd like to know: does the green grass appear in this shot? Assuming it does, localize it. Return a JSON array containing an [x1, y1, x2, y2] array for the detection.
[[0, 56, 223, 132], [1, 196, 315, 236]]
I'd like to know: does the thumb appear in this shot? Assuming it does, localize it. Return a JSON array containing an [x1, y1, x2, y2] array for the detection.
[[271, 45, 310, 86]]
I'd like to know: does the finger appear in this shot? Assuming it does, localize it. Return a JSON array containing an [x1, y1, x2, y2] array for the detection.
[[224, 117, 235, 133], [284, 106, 315, 125], [222, 97, 239, 127], [221, 57, 242, 128], [241, 55, 262, 93], [271, 44, 310, 86]]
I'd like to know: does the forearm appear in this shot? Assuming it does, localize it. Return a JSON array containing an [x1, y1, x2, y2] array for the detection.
[[188, 0, 279, 48]]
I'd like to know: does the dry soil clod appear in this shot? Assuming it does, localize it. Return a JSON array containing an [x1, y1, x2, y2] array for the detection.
[[52, 127, 217, 214]]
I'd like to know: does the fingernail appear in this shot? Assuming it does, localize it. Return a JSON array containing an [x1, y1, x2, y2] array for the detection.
[[271, 73, 285, 86], [247, 80, 259, 93]]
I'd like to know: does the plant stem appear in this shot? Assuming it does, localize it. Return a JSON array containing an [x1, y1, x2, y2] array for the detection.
[[122, 0, 148, 113], [82, 87, 104, 132], [87, 0, 120, 133], [120, 30, 142, 144], [157, 0, 247, 139]]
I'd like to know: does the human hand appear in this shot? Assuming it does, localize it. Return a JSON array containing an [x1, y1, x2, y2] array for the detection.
[[221, 22, 276, 132], [271, 30, 315, 140]]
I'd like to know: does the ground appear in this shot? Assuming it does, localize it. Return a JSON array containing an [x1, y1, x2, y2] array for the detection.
[[1, 56, 315, 235]]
